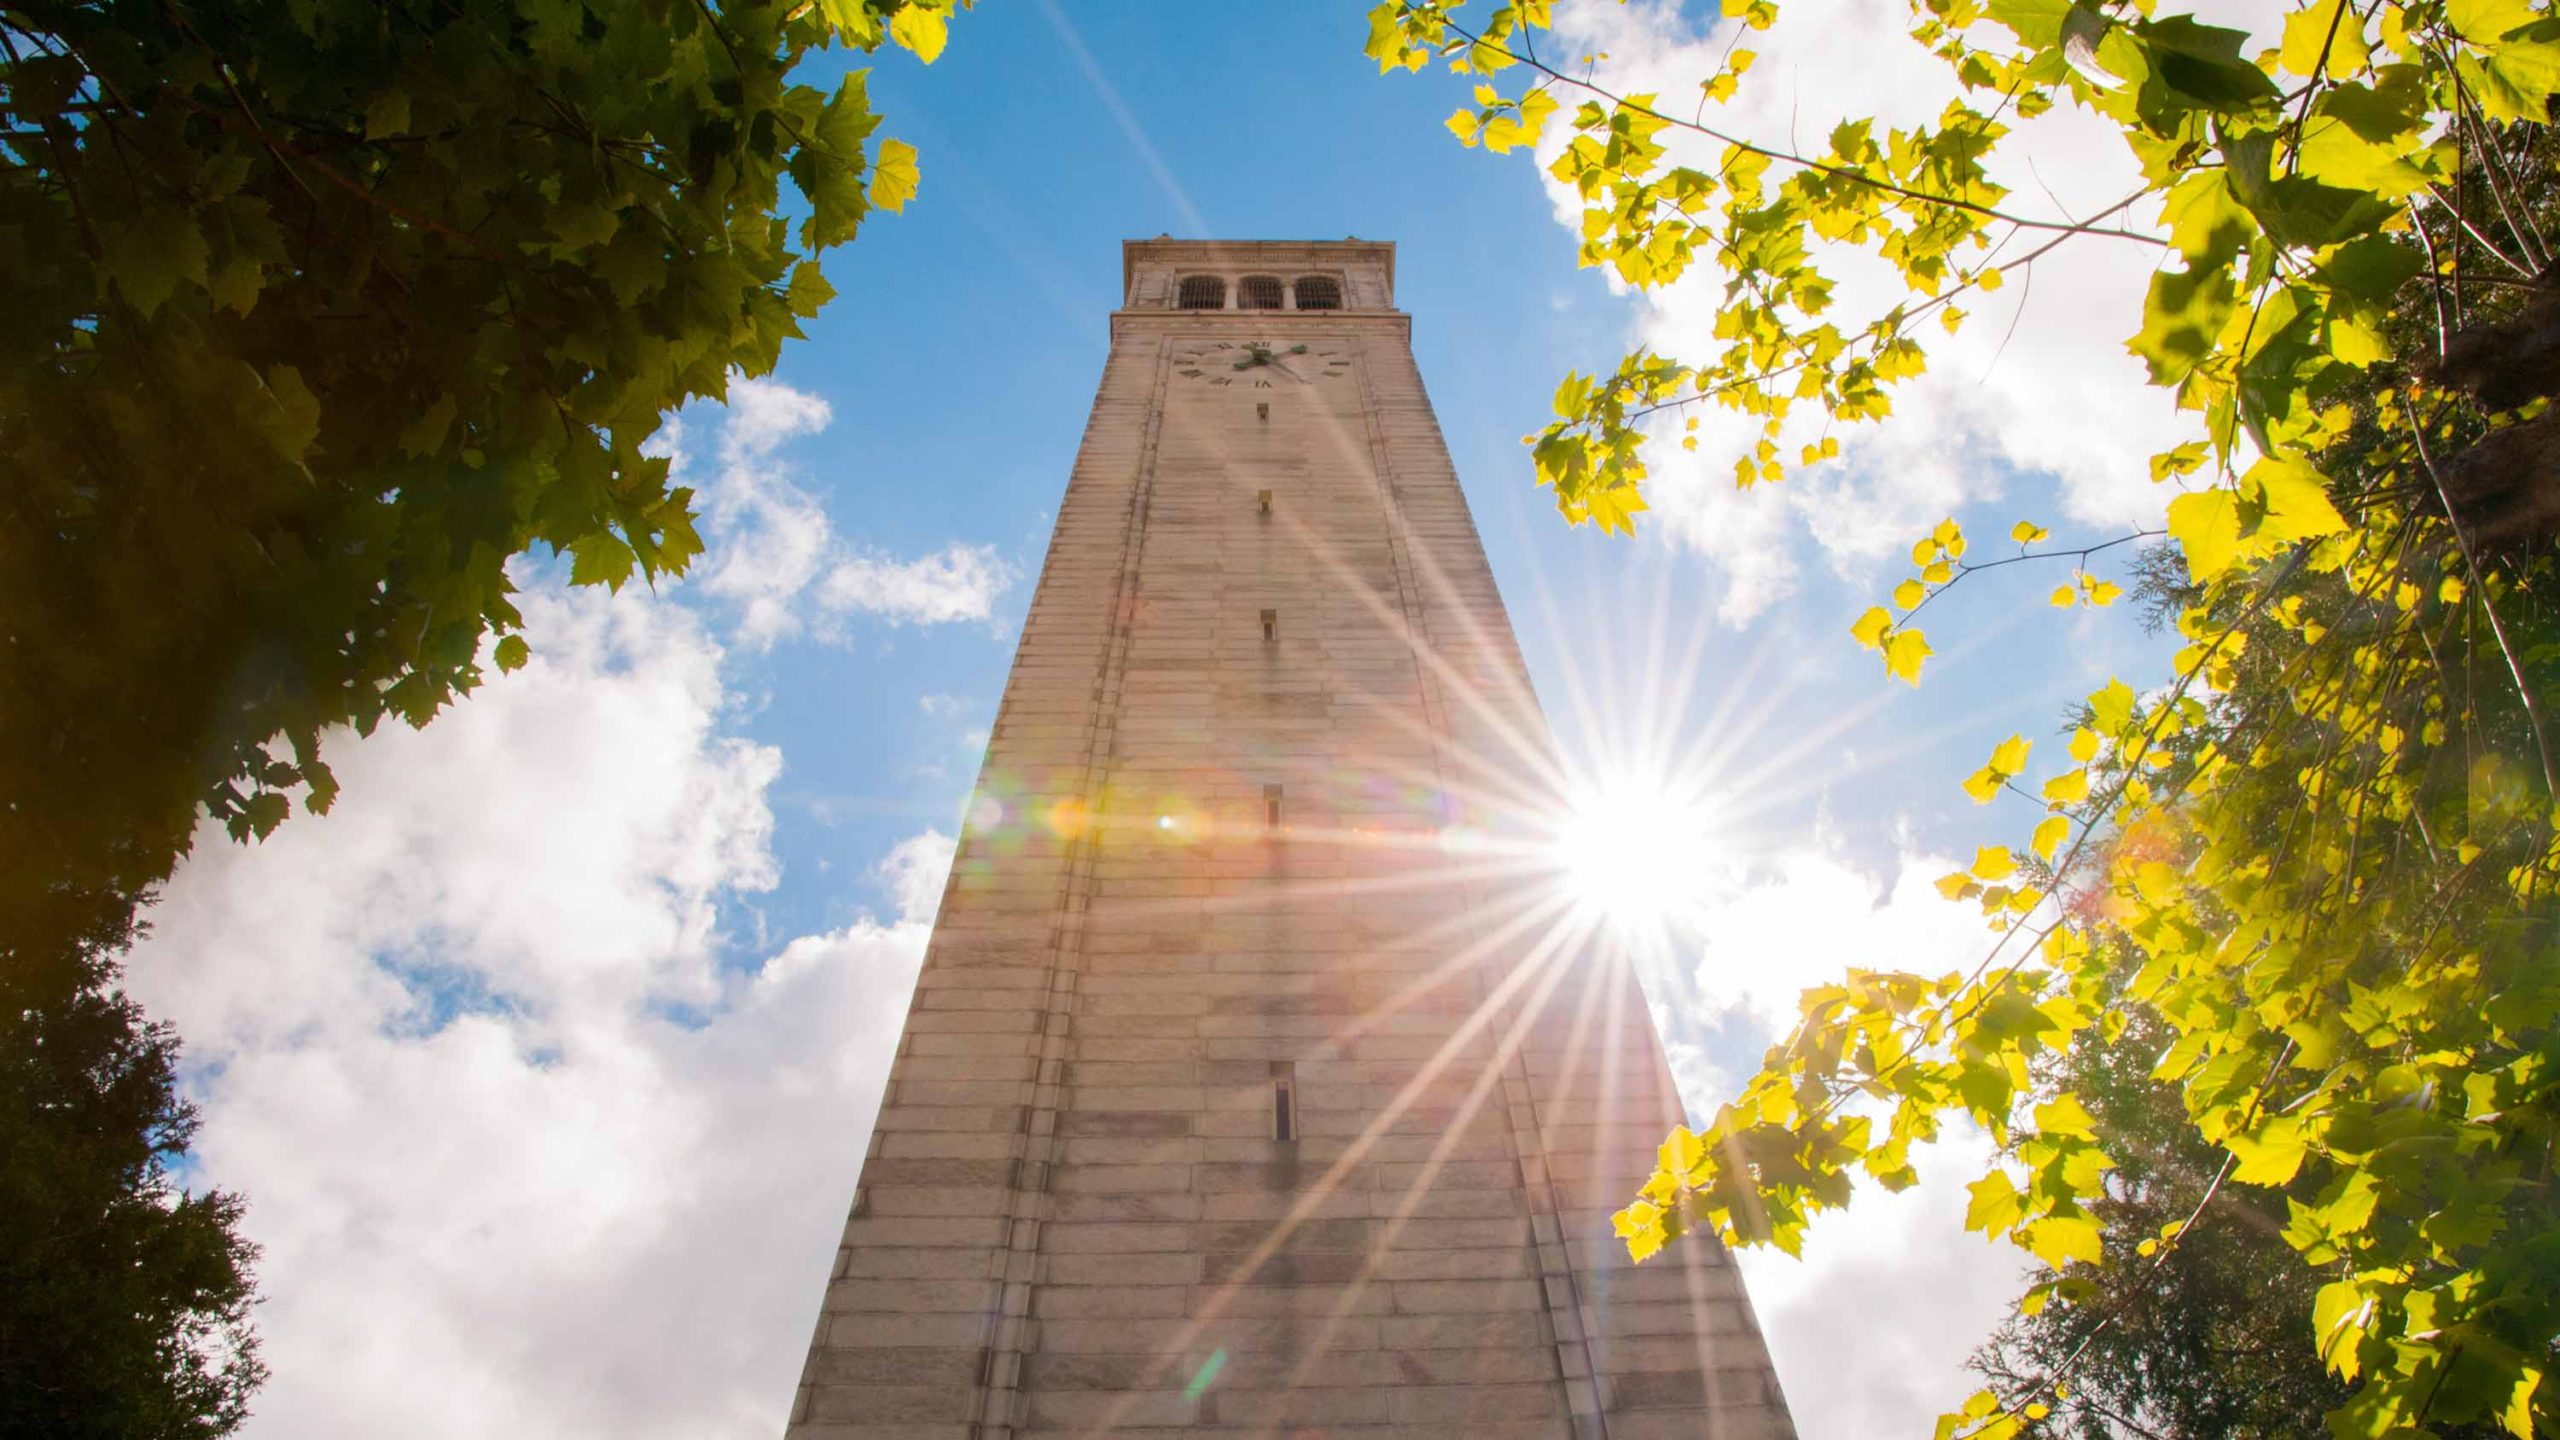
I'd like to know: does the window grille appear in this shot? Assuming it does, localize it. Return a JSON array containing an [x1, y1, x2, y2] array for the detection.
[[1176, 275, 1226, 309], [1237, 275, 1285, 310], [1293, 275, 1343, 310]]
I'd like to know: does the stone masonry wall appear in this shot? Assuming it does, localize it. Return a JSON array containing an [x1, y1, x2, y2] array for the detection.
[[783, 242, 1795, 1440]]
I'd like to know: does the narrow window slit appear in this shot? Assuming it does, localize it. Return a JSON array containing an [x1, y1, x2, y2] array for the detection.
[[1263, 784, 1283, 829], [1260, 609, 1277, 643], [1271, 1062, 1298, 1142], [1256, 488, 1273, 517]]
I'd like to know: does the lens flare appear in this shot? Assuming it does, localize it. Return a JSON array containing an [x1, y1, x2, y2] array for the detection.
[[1553, 778, 1720, 929]]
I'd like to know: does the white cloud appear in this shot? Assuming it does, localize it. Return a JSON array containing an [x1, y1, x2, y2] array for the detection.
[[1737, 1133, 2027, 1439], [1656, 844, 2030, 1439], [124, 580, 933, 1440], [687, 375, 1018, 646], [719, 376, 835, 465], [819, 543, 1017, 630], [876, 827, 957, 924], [1536, 0, 2286, 621]]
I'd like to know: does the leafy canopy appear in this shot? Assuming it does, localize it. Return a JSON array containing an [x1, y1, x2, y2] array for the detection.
[[0, 0, 957, 961], [1368, 0, 2560, 1435]]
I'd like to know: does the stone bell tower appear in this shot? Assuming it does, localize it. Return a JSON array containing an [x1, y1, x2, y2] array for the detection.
[[783, 239, 1794, 1440]]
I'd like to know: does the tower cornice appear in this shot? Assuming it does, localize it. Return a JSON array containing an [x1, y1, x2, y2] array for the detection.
[[1121, 237, 1398, 307]]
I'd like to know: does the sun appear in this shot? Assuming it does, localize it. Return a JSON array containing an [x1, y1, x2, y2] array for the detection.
[[1552, 775, 1723, 931]]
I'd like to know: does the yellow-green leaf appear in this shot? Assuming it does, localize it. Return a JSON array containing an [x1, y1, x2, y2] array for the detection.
[[889, 4, 949, 61], [2280, 0, 2370, 77], [1990, 734, 2032, 776], [868, 137, 920, 213], [2228, 1116, 2309, 1184], [1851, 606, 1892, 649], [2026, 1211, 2105, 1267], [2167, 489, 2244, 581], [2248, 456, 2347, 544], [1965, 1169, 2023, 1233], [2036, 1093, 2099, 1141]]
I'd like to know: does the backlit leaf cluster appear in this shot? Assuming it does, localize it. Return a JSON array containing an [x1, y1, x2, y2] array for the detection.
[[1369, 0, 2560, 1433]]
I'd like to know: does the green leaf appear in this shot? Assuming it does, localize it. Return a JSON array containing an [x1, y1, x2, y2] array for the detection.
[[2138, 15, 2282, 110], [2475, 38, 2560, 122], [364, 88, 412, 139], [2314, 1279, 2373, 1379], [492, 635, 530, 672], [1986, 0, 2074, 48], [868, 137, 920, 213], [2316, 235, 2424, 307], [397, 394, 458, 458], [2132, 262, 2237, 386], [100, 213, 210, 317], [256, 365, 322, 462], [568, 532, 637, 591]]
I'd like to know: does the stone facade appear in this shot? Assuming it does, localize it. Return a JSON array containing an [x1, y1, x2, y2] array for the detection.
[[783, 239, 1795, 1440]]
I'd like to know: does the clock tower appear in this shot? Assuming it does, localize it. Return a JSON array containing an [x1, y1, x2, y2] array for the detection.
[[783, 239, 1795, 1440]]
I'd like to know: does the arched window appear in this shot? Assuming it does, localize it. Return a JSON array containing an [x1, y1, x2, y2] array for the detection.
[[1176, 275, 1226, 310], [1293, 275, 1343, 311], [1237, 274, 1285, 310]]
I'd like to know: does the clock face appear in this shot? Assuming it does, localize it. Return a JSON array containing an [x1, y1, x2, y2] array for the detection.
[[1169, 340, 1353, 388]]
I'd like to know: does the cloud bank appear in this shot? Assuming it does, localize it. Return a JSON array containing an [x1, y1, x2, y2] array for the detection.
[[126, 582, 942, 1439]]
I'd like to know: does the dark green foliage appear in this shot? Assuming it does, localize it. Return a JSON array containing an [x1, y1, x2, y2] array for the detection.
[[0, 0, 947, 956], [0, 3, 956, 1426], [0, 899, 263, 1439], [1972, 1007, 2349, 1440]]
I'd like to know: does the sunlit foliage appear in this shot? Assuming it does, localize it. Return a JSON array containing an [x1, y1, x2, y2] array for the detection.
[[1368, 0, 2559, 1433]]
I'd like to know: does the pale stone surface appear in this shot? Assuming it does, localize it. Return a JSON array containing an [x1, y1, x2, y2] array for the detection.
[[783, 240, 1796, 1440]]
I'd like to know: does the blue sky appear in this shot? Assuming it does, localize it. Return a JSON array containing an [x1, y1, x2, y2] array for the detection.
[[122, 3, 2224, 1436], [712, 0, 2158, 942]]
